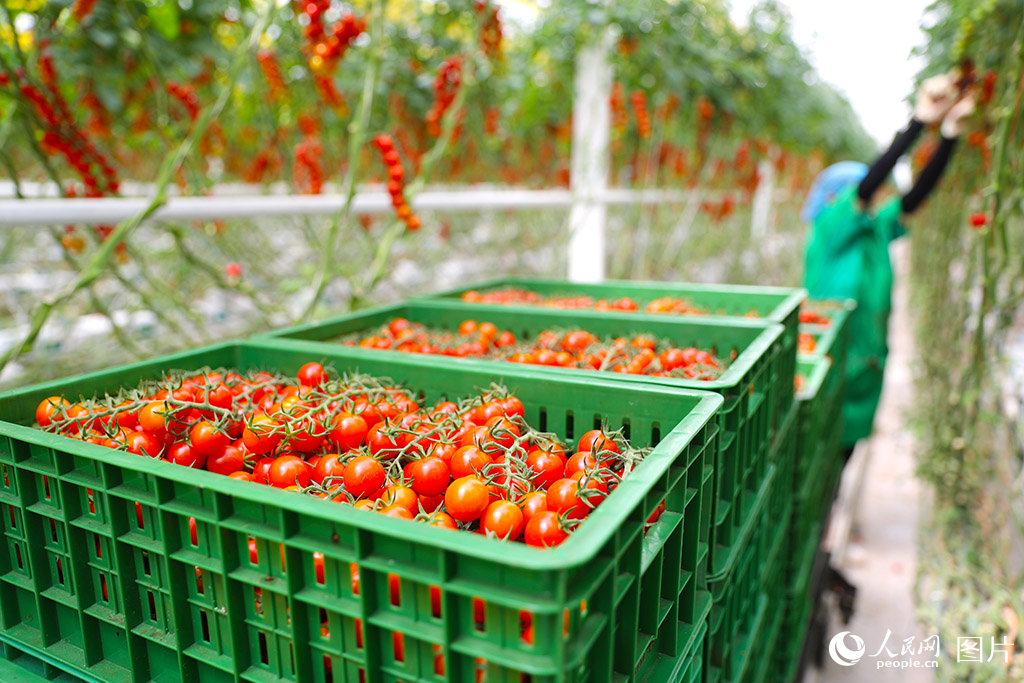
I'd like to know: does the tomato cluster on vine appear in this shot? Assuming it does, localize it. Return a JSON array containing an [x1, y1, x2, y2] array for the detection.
[[426, 56, 463, 137], [256, 50, 287, 102], [33, 365, 657, 550], [344, 318, 727, 379], [14, 52, 122, 254], [71, 0, 100, 22], [474, 1, 503, 58], [373, 134, 421, 230], [459, 287, 710, 317], [630, 90, 651, 139], [166, 81, 200, 123], [294, 113, 324, 195], [297, 2, 365, 109]]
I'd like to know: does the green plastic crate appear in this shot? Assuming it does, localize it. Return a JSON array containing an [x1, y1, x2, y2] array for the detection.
[[773, 521, 822, 683], [794, 357, 832, 490], [704, 464, 776, 683], [799, 298, 855, 365], [260, 301, 786, 588], [663, 618, 707, 683], [421, 277, 804, 446], [0, 341, 722, 683]]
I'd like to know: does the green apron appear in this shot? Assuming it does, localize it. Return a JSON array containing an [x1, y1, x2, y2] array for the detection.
[[803, 187, 905, 447]]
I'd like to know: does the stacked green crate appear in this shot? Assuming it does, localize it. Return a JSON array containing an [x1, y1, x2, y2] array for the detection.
[[704, 402, 791, 683], [259, 301, 785, 594], [420, 277, 805, 446], [0, 341, 723, 683]]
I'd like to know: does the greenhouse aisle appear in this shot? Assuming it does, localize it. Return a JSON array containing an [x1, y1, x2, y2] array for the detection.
[[810, 241, 934, 683]]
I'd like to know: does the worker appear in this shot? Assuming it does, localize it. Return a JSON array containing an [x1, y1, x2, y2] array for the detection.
[[802, 74, 975, 458]]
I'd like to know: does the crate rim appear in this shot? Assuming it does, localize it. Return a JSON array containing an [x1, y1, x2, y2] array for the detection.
[[259, 300, 787, 394], [0, 340, 723, 573], [419, 275, 808, 322], [796, 356, 832, 401]]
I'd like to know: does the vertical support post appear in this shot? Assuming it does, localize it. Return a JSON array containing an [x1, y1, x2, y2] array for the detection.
[[567, 30, 613, 283], [750, 159, 774, 240]]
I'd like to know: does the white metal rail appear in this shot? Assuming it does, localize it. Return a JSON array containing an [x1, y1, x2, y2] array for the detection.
[[0, 188, 696, 227]]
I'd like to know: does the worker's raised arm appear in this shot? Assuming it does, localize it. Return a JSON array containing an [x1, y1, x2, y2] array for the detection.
[[902, 96, 975, 214], [856, 75, 957, 206]]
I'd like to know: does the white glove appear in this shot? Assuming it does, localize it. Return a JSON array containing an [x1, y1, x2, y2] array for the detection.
[[914, 74, 957, 124], [941, 96, 976, 138]]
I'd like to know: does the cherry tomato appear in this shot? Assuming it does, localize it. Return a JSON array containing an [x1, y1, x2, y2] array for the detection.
[[242, 414, 284, 455], [168, 442, 205, 469], [500, 396, 524, 418], [450, 445, 492, 479], [36, 396, 70, 427], [297, 362, 328, 387], [343, 455, 387, 499], [312, 453, 346, 487], [190, 420, 229, 458], [139, 401, 170, 436], [577, 430, 620, 459], [546, 478, 588, 520], [382, 485, 419, 515], [445, 477, 489, 522], [125, 430, 162, 458], [564, 451, 597, 479], [525, 449, 565, 489], [481, 500, 524, 541], [327, 412, 368, 450], [207, 444, 246, 475], [379, 505, 414, 520], [426, 511, 457, 530], [268, 455, 311, 489], [518, 491, 548, 522], [406, 456, 450, 497], [524, 511, 569, 548]]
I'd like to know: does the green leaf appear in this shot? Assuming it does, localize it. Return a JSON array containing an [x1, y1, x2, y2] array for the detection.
[[147, 1, 180, 41]]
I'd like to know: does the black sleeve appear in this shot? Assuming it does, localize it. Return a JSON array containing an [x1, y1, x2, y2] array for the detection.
[[857, 119, 925, 204], [901, 135, 957, 214]]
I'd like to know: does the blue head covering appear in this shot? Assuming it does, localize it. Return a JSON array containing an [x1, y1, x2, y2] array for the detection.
[[801, 161, 868, 224]]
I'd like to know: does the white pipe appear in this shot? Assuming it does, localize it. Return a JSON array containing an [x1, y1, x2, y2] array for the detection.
[[0, 187, 698, 227]]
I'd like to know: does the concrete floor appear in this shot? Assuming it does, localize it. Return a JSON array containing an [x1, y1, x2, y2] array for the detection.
[[807, 241, 935, 683]]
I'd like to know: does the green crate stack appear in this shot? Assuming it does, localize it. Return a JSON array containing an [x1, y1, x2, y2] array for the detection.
[[659, 619, 708, 683], [421, 277, 805, 446], [260, 301, 785, 595], [772, 521, 822, 683], [799, 298, 854, 427], [703, 459, 778, 683], [0, 341, 723, 683]]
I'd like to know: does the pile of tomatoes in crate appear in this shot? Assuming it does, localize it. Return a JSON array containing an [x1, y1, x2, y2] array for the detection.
[[33, 362, 657, 548], [345, 318, 727, 379], [459, 287, 710, 316], [798, 332, 818, 354]]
